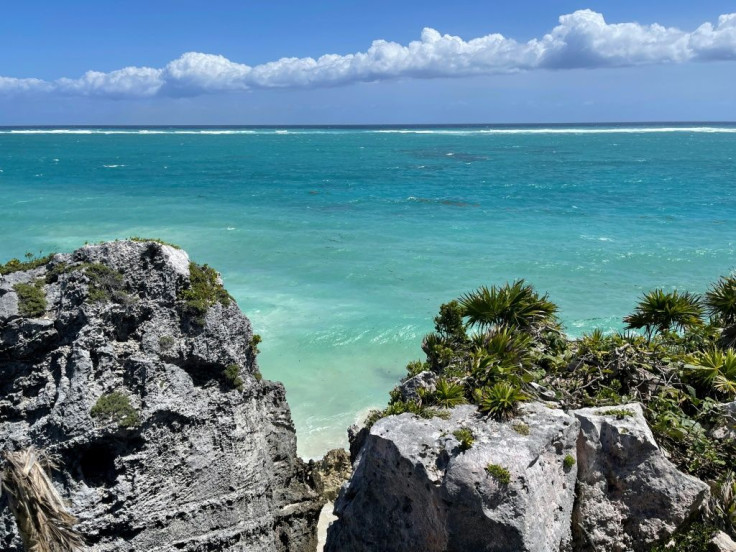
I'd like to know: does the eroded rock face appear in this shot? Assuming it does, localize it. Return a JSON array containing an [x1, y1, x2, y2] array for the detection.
[[572, 403, 709, 552], [326, 403, 580, 552], [327, 402, 711, 552], [0, 241, 322, 551]]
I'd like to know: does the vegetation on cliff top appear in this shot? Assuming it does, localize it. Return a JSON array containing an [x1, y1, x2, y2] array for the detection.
[[366, 276, 736, 546], [179, 262, 233, 323], [0, 252, 54, 276]]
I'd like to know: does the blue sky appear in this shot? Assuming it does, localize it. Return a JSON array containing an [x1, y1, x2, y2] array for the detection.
[[1, 1, 735, 124]]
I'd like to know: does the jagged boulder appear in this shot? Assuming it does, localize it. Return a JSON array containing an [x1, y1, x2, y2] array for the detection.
[[572, 403, 709, 551], [397, 370, 437, 402], [326, 403, 580, 552], [313, 448, 352, 502], [711, 401, 736, 441], [0, 240, 323, 551]]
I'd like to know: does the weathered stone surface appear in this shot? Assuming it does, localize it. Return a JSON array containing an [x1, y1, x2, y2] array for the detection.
[[397, 370, 437, 402], [326, 403, 580, 552], [711, 401, 736, 441], [572, 403, 709, 552], [710, 530, 736, 552], [0, 240, 322, 551], [313, 448, 352, 502]]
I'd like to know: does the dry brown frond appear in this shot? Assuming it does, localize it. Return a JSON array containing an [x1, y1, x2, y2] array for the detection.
[[1, 447, 85, 552]]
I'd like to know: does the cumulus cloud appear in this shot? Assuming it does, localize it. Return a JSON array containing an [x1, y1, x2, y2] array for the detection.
[[2, 10, 735, 99]]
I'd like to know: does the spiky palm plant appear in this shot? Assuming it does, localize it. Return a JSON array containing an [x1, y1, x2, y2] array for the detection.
[[433, 378, 467, 408], [706, 275, 736, 326], [459, 280, 558, 332], [691, 348, 736, 399], [473, 382, 527, 420], [624, 289, 703, 341], [479, 327, 533, 366], [471, 327, 534, 387], [1, 448, 84, 552]]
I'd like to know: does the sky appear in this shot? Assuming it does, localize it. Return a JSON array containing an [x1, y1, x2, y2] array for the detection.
[[1, 0, 735, 125]]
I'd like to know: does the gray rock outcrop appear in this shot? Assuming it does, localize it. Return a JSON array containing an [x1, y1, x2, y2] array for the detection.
[[710, 530, 736, 552], [326, 403, 580, 552], [0, 240, 323, 551], [326, 402, 710, 552], [573, 404, 709, 551], [711, 401, 736, 441]]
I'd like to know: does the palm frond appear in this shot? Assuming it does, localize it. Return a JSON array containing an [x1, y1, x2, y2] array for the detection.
[[624, 289, 703, 338], [1, 447, 84, 552], [459, 280, 557, 331], [706, 275, 736, 326]]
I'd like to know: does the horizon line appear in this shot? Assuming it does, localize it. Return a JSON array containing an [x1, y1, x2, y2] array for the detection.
[[2, 121, 736, 129]]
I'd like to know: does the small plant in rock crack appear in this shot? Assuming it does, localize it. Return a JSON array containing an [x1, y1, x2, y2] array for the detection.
[[223, 364, 244, 391], [453, 428, 474, 451], [91, 392, 140, 428], [485, 464, 511, 485]]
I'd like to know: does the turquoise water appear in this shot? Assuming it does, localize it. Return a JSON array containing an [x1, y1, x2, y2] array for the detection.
[[1, 124, 735, 458]]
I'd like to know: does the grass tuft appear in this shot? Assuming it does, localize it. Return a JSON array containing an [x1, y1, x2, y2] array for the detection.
[[90, 392, 140, 428], [485, 463, 511, 485], [13, 280, 47, 317], [453, 428, 474, 451], [179, 262, 232, 323], [223, 364, 244, 391]]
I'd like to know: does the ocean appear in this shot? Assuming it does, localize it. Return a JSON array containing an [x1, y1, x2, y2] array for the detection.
[[1, 124, 735, 458]]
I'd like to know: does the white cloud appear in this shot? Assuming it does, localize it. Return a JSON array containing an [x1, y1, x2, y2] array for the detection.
[[2, 10, 735, 99], [55, 66, 163, 98], [0, 76, 52, 95]]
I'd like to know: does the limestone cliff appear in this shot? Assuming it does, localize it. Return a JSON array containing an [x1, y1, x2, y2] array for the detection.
[[326, 395, 709, 551], [0, 240, 323, 551]]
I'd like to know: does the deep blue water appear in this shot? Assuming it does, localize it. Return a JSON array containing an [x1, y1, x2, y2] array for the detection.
[[1, 124, 735, 457]]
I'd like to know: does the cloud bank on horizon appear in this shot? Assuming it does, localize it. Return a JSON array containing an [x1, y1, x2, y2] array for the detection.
[[2, 10, 736, 99]]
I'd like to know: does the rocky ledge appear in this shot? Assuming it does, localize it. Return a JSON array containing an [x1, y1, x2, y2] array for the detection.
[[0, 240, 323, 551], [326, 396, 709, 552]]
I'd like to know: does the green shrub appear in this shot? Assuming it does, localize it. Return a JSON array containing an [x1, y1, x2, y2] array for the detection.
[[223, 364, 244, 391], [512, 422, 530, 435], [563, 454, 576, 469], [453, 428, 474, 451], [434, 300, 467, 342], [91, 392, 140, 427], [706, 275, 736, 326], [83, 263, 126, 303], [433, 378, 467, 408], [624, 289, 703, 341], [459, 280, 558, 331], [251, 334, 262, 354], [0, 253, 54, 276], [690, 348, 736, 399], [13, 280, 47, 317], [179, 262, 232, 323], [485, 463, 511, 485], [474, 382, 527, 420], [405, 360, 427, 378]]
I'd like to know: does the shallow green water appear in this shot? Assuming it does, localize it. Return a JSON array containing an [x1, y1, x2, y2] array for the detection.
[[1, 125, 735, 457]]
